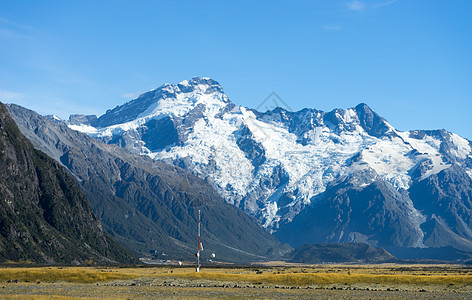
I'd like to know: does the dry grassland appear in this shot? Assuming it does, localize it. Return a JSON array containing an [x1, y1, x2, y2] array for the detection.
[[0, 263, 471, 299]]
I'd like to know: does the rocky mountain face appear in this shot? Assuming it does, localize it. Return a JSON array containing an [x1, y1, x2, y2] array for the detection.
[[0, 103, 136, 264], [63, 77, 472, 258], [7, 104, 283, 262]]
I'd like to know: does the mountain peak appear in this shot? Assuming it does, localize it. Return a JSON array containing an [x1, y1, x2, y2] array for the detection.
[[189, 76, 220, 86], [355, 102, 372, 113], [94, 77, 227, 128], [354, 102, 392, 137], [177, 77, 224, 94]]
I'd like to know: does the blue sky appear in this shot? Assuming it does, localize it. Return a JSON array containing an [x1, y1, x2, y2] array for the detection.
[[1, 0, 471, 138]]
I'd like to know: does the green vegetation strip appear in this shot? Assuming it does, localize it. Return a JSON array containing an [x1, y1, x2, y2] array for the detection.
[[174, 272, 472, 286], [0, 268, 138, 283]]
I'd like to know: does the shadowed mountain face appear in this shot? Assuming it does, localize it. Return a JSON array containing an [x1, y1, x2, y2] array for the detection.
[[287, 243, 396, 264], [7, 104, 283, 262], [0, 103, 136, 264], [274, 172, 423, 249], [61, 77, 472, 259]]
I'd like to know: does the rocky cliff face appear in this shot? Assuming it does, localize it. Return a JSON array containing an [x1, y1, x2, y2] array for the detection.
[[0, 103, 136, 264], [7, 104, 283, 262], [62, 77, 472, 256]]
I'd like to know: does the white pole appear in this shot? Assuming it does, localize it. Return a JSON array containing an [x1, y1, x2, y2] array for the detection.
[[196, 209, 201, 272]]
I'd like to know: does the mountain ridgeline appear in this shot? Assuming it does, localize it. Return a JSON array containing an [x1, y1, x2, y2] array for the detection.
[[7, 104, 284, 262], [0, 103, 136, 264], [60, 77, 472, 260]]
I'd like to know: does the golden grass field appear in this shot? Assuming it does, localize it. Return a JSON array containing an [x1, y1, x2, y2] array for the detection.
[[0, 263, 471, 299]]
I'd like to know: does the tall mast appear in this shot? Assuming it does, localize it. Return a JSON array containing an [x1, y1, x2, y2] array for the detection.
[[196, 209, 201, 272]]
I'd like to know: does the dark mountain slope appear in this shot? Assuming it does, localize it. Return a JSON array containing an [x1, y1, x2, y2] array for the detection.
[[275, 170, 423, 249], [288, 243, 396, 264], [7, 104, 283, 262], [0, 103, 135, 264], [409, 165, 472, 243]]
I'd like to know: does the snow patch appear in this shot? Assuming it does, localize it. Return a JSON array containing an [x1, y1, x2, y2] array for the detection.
[[360, 137, 415, 190], [68, 124, 98, 134], [450, 133, 471, 159], [396, 130, 452, 181]]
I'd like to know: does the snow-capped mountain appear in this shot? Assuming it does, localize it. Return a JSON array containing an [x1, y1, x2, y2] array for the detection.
[[68, 77, 472, 252]]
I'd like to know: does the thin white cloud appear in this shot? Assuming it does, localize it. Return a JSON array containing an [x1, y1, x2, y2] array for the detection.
[[0, 17, 36, 41], [0, 89, 25, 102], [122, 91, 144, 100], [373, 0, 399, 8], [322, 24, 343, 31], [0, 17, 35, 31], [346, 0, 398, 12], [347, 1, 365, 11], [0, 27, 33, 41]]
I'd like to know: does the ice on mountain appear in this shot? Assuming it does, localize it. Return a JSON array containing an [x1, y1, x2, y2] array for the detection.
[[179, 79, 190, 86], [450, 133, 472, 159], [68, 124, 98, 134]]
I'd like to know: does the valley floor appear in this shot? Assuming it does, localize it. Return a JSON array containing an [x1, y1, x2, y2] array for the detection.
[[0, 264, 471, 299]]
